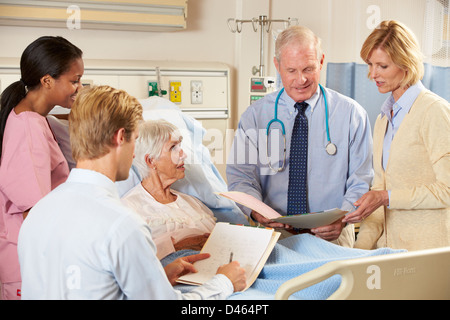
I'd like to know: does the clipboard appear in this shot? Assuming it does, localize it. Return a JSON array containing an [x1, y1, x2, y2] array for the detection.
[[272, 208, 347, 229], [177, 222, 280, 291], [217, 191, 347, 229]]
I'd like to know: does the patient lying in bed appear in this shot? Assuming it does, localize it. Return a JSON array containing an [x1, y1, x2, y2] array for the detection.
[[122, 119, 404, 299]]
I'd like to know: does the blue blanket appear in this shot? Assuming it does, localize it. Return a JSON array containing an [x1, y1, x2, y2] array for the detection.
[[167, 234, 405, 300]]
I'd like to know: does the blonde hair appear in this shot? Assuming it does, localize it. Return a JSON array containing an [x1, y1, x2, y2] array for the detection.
[[275, 25, 323, 62], [69, 85, 143, 161], [133, 119, 181, 179], [360, 20, 424, 88]]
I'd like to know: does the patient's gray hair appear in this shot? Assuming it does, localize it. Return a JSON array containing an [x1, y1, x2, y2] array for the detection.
[[133, 119, 180, 179]]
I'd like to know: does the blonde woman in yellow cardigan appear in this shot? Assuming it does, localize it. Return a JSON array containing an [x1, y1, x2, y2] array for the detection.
[[342, 20, 450, 251]]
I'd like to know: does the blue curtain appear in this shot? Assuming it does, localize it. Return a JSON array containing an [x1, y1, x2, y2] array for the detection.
[[326, 62, 450, 130]]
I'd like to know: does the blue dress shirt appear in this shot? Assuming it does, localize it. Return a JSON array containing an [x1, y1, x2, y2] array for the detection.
[[226, 86, 373, 217]]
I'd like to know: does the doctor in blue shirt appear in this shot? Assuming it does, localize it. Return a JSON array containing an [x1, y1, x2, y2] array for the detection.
[[227, 26, 373, 246]]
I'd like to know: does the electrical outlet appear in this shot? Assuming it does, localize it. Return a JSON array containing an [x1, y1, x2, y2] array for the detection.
[[169, 81, 182, 103], [191, 80, 203, 104]]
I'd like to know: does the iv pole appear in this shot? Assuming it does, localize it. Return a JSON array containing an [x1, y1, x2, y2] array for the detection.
[[227, 15, 298, 76]]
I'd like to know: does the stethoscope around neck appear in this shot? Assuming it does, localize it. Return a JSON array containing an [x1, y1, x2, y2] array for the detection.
[[266, 84, 337, 173]]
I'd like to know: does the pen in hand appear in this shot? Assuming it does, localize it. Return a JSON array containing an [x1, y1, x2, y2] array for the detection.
[[229, 252, 233, 263]]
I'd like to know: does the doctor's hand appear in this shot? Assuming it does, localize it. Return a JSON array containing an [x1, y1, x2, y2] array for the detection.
[[217, 261, 247, 292], [164, 253, 211, 286], [250, 210, 288, 229], [342, 190, 389, 224], [310, 218, 345, 241]]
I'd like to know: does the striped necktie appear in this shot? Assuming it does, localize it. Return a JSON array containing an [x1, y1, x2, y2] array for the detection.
[[287, 102, 308, 215]]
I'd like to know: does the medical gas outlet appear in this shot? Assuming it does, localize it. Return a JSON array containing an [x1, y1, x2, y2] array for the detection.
[[169, 81, 182, 103], [148, 81, 167, 97]]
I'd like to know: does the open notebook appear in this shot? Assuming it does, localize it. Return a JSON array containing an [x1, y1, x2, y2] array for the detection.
[[177, 222, 280, 291], [217, 191, 347, 229]]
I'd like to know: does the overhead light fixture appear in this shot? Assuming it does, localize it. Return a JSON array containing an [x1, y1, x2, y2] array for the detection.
[[0, 0, 187, 32]]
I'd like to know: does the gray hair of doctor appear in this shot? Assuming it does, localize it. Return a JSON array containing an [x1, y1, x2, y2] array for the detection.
[[133, 119, 182, 179], [274, 25, 323, 62]]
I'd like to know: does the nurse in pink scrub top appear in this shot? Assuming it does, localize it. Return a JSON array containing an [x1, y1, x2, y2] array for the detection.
[[0, 36, 84, 300]]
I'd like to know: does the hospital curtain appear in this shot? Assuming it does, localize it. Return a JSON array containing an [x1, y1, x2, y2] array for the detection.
[[323, 0, 449, 130], [325, 62, 450, 130]]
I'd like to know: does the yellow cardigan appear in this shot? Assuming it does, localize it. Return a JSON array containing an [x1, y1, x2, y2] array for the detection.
[[354, 90, 450, 251]]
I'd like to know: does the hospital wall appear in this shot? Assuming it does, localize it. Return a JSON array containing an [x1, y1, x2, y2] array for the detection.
[[0, 0, 435, 179]]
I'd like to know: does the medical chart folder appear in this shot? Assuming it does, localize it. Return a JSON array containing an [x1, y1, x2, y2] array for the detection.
[[177, 222, 280, 291], [217, 191, 348, 229]]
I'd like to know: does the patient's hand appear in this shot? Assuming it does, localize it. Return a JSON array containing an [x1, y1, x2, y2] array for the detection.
[[173, 234, 209, 251]]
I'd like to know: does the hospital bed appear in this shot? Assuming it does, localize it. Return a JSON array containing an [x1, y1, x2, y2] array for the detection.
[[130, 97, 450, 300], [50, 95, 448, 300], [275, 246, 450, 300]]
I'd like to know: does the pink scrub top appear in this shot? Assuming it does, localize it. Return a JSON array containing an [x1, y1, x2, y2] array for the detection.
[[0, 110, 69, 284]]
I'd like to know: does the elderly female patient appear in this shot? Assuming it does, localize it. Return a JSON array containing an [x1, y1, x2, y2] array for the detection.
[[122, 119, 215, 260]]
